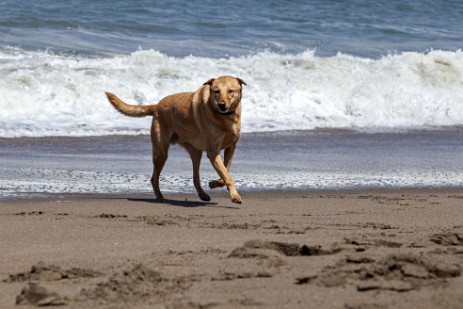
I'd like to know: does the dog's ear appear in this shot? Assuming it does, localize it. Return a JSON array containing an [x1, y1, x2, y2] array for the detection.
[[203, 78, 215, 86], [236, 78, 247, 86]]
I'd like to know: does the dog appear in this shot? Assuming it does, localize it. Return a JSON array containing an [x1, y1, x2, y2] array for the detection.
[[105, 75, 246, 204]]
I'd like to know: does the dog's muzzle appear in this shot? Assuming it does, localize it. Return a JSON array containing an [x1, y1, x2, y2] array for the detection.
[[217, 102, 229, 114]]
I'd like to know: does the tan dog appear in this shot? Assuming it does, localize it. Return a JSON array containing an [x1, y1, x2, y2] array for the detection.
[[105, 76, 246, 204]]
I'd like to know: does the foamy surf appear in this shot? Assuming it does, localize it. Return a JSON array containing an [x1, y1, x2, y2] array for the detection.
[[1, 48, 462, 137]]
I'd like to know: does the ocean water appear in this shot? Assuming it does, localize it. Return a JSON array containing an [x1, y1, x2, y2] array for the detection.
[[1, 1, 463, 199], [1, 0, 463, 137]]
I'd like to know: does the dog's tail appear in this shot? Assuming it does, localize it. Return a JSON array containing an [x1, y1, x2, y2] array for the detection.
[[105, 92, 155, 117]]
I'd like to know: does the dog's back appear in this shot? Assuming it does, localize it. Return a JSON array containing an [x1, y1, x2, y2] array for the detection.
[[106, 91, 196, 121]]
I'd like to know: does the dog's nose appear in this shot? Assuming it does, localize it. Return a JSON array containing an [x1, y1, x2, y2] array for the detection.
[[218, 102, 227, 111]]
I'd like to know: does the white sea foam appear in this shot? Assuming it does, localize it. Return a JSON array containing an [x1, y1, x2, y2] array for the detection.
[[1, 48, 463, 137]]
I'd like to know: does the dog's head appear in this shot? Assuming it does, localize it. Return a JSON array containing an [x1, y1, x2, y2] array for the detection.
[[204, 76, 246, 115]]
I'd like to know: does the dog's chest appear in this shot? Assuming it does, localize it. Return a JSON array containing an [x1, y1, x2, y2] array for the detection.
[[221, 125, 241, 149]]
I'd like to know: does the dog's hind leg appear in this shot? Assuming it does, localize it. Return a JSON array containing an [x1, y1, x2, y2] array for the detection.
[[151, 153, 168, 203], [184, 144, 211, 201], [150, 123, 170, 203], [209, 144, 236, 189]]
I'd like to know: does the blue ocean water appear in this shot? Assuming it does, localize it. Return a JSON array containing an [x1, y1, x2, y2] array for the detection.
[[0, 1, 462, 137], [1, 0, 461, 57]]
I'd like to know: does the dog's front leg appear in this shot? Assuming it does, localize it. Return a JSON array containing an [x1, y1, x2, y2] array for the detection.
[[207, 149, 242, 204], [209, 144, 236, 189]]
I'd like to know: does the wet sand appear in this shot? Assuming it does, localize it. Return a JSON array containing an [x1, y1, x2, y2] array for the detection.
[[2, 130, 463, 199], [1, 189, 463, 308]]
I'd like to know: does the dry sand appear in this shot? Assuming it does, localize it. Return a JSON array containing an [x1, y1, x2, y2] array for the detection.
[[1, 189, 463, 308]]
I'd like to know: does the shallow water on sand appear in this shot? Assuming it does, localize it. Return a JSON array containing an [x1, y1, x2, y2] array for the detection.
[[1, 130, 462, 201]]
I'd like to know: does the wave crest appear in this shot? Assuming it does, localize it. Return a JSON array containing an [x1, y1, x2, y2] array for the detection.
[[1, 48, 462, 137]]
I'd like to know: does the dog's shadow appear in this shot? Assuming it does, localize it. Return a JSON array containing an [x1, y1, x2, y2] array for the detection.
[[127, 197, 239, 209]]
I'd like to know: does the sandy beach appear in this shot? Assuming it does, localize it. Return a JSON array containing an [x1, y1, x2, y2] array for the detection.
[[1, 189, 462, 308], [2, 1, 463, 307]]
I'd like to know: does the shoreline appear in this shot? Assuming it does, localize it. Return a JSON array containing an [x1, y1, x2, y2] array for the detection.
[[1, 188, 463, 308], [3, 185, 463, 202], [1, 130, 463, 201]]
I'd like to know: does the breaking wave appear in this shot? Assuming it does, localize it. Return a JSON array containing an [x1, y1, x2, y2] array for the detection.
[[1, 48, 462, 137]]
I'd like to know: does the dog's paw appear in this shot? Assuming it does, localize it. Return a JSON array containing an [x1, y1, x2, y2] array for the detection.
[[231, 194, 242, 204], [209, 179, 225, 189], [199, 192, 211, 202]]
